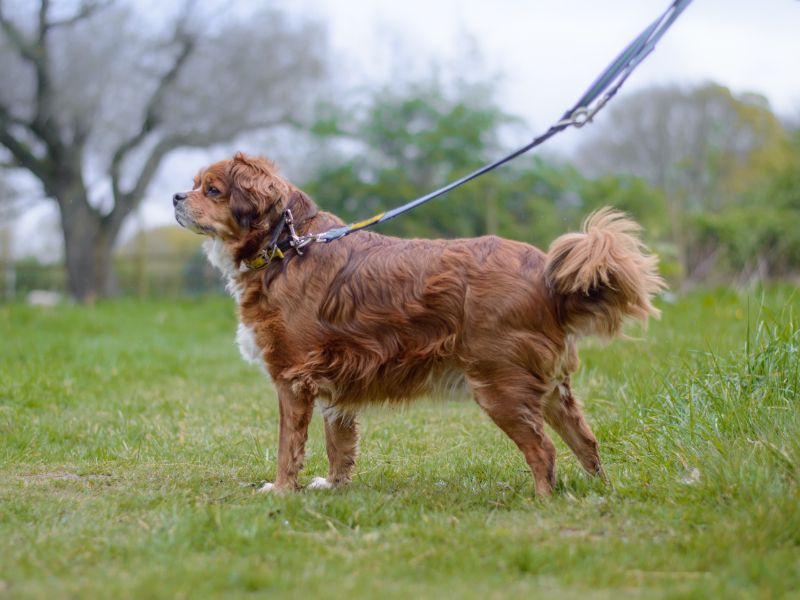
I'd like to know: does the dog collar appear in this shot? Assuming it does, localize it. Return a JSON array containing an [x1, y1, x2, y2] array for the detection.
[[244, 208, 317, 271]]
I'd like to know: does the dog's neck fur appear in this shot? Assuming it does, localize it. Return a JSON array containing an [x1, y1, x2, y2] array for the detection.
[[204, 188, 321, 300], [203, 238, 245, 301], [232, 188, 320, 266]]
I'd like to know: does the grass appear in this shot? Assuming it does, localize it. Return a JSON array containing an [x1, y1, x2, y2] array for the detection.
[[1, 287, 798, 599]]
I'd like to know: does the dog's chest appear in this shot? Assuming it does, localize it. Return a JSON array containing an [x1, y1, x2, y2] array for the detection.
[[203, 239, 245, 300], [203, 239, 269, 370], [236, 321, 264, 366]]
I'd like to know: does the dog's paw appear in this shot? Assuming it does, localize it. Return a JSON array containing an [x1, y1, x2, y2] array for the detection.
[[307, 476, 333, 490], [257, 481, 276, 493]]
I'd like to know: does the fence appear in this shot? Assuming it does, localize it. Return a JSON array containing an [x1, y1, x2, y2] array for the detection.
[[2, 250, 225, 302]]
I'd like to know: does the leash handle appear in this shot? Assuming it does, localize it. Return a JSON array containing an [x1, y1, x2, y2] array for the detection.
[[311, 0, 693, 245]]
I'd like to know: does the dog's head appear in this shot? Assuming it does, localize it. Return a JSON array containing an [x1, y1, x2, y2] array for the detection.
[[173, 152, 298, 241]]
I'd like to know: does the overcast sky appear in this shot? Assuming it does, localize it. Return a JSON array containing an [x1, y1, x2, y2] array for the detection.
[[310, 0, 799, 126], [11, 0, 800, 256]]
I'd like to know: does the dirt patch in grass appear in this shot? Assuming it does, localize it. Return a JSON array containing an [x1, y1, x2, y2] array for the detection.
[[20, 471, 113, 484]]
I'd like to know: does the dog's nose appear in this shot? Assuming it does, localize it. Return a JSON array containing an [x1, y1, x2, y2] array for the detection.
[[173, 192, 187, 207]]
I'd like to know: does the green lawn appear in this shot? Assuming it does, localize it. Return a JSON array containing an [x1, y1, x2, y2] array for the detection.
[[1, 287, 798, 599]]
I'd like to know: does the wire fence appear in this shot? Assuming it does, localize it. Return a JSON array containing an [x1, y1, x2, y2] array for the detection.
[[2, 251, 225, 302]]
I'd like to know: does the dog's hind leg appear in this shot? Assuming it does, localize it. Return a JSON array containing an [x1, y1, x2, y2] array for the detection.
[[309, 406, 359, 490], [470, 373, 556, 496], [543, 378, 604, 478]]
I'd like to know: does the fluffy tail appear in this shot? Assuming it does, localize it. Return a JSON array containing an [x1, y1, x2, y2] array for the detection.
[[545, 208, 666, 338]]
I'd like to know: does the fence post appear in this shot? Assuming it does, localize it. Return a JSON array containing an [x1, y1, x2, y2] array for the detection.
[[135, 212, 149, 299], [0, 227, 14, 300]]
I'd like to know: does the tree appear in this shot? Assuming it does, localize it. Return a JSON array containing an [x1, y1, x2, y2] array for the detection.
[[0, 170, 17, 298], [688, 126, 800, 281], [304, 79, 521, 240], [577, 83, 790, 279], [0, 0, 327, 301], [304, 80, 667, 254]]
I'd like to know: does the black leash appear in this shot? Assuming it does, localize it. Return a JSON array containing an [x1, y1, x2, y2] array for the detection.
[[263, 0, 693, 263]]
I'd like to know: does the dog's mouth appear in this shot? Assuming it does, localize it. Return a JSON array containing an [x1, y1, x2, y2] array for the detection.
[[174, 207, 215, 235]]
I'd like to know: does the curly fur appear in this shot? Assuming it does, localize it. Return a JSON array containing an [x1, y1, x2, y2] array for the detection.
[[173, 152, 666, 495]]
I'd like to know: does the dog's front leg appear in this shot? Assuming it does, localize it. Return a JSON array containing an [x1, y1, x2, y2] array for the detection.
[[259, 381, 314, 493], [306, 406, 359, 490]]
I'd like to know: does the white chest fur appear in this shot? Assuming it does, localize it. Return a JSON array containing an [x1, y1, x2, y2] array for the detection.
[[203, 239, 267, 371], [203, 239, 244, 301], [236, 321, 263, 366]]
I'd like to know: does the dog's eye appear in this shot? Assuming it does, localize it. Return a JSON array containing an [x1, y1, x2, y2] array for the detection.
[[206, 186, 220, 196]]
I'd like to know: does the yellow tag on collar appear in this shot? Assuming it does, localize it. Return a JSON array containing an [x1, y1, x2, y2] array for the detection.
[[245, 255, 268, 270], [245, 246, 284, 270]]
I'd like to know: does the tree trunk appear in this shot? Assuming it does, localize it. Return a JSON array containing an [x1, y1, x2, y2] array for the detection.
[[58, 196, 119, 303]]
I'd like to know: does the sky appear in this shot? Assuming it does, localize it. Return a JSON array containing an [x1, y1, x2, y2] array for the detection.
[[9, 0, 800, 257], [306, 0, 799, 129]]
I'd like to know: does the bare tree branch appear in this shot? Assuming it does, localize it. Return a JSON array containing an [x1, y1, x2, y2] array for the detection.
[[71, 115, 90, 150], [0, 130, 50, 181], [0, 0, 65, 152], [0, 104, 49, 180], [0, 3, 38, 63], [0, 0, 328, 300], [44, 0, 112, 31], [0, 99, 28, 129], [107, 111, 290, 230], [31, 0, 62, 151], [37, 0, 49, 44], [109, 30, 195, 200]]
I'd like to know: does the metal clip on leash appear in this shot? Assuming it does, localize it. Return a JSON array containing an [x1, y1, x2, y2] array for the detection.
[[284, 210, 305, 254], [283, 209, 318, 254], [555, 93, 612, 129]]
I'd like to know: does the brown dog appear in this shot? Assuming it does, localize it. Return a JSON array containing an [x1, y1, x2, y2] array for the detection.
[[173, 152, 665, 495]]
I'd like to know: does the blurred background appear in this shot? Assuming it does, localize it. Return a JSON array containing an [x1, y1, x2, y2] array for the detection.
[[1, 0, 798, 304]]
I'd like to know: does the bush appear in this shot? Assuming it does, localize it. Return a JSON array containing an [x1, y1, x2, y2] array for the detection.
[[689, 206, 800, 280]]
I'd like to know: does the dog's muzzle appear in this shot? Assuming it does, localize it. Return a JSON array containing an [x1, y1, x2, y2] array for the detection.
[[173, 192, 187, 207], [172, 192, 195, 230], [172, 193, 214, 235]]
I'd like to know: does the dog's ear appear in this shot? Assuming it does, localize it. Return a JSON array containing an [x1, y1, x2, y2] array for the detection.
[[285, 189, 316, 217], [229, 152, 288, 229], [286, 189, 308, 207]]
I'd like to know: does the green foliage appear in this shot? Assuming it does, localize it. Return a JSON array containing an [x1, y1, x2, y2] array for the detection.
[[301, 80, 799, 286], [1, 289, 798, 597], [580, 83, 800, 280], [577, 173, 668, 236], [582, 84, 790, 211], [686, 127, 800, 280], [303, 81, 668, 253], [690, 206, 800, 278], [305, 81, 516, 240], [10, 257, 66, 294], [764, 129, 800, 212], [307, 79, 800, 283]]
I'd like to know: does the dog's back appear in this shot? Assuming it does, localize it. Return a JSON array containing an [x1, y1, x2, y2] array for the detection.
[[265, 208, 663, 412], [178, 153, 664, 494]]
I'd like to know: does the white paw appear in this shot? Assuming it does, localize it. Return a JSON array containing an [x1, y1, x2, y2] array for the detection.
[[307, 476, 333, 490], [257, 481, 275, 493]]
